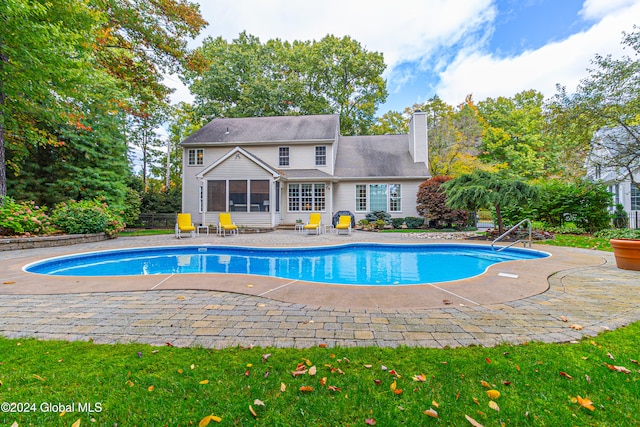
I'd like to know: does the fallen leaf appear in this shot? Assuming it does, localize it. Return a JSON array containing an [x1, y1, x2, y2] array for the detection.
[[318, 343, 328, 348], [606, 363, 631, 374], [72, 419, 81, 427], [480, 380, 491, 388], [199, 415, 222, 426], [166, 342, 174, 347], [424, 408, 438, 418], [413, 373, 427, 382], [177, 369, 183, 374], [570, 324, 583, 330], [364, 364, 372, 369], [432, 400, 440, 408], [320, 377, 327, 386], [254, 399, 265, 407], [177, 295, 185, 300], [309, 366, 317, 376], [559, 371, 573, 379], [245, 370, 250, 377], [607, 352, 615, 360], [327, 385, 341, 392], [365, 418, 376, 425], [486, 390, 501, 400], [560, 316, 568, 322], [2, 281, 15, 285], [262, 354, 271, 363], [390, 380, 397, 391], [148, 385, 155, 392], [465, 414, 484, 426], [488, 401, 500, 411], [501, 380, 512, 385], [199, 380, 209, 385], [249, 405, 258, 418], [472, 397, 480, 405], [443, 299, 452, 305], [280, 382, 286, 392], [485, 358, 491, 364], [126, 380, 134, 387], [374, 379, 382, 385], [60, 411, 66, 417], [299, 385, 314, 392], [291, 368, 307, 377], [576, 395, 595, 411], [32, 374, 46, 382], [191, 364, 195, 369]]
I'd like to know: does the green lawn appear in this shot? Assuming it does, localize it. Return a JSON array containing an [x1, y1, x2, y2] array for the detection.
[[1, 323, 639, 426], [537, 234, 613, 252]]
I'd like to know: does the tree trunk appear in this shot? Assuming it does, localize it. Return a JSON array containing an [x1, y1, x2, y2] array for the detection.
[[494, 203, 504, 234]]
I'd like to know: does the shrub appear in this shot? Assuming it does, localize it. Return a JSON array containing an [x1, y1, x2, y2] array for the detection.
[[417, 176, 468, 229], [365, 210, 391, 224], [51, 198, 125, 237], [612, 204, 628, 229], [120, 188, 142, 226], [595, 228, 640, 239], [0, 197, 56, 236], [391, 218, 405, 228], [404, 216, 425, 229]]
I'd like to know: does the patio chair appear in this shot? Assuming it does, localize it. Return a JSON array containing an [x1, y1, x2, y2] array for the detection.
[[335, 215, 352, 235], [218, 212, 238, 237], [175, 213, 196, 239], [303, 212, 322, 235]]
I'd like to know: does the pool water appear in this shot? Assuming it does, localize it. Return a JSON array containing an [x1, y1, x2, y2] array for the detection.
[[24, 243, 549, 286]]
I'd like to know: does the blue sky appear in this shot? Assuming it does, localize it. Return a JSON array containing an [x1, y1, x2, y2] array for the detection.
[[167, 0, 640, 114]]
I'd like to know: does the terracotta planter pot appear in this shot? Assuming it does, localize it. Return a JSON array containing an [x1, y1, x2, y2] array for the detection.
[[610, 238, 640, 271]]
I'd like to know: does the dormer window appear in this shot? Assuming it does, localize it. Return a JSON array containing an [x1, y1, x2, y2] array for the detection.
[[315, 146, 326, 166], [279, 147, 290, 167]]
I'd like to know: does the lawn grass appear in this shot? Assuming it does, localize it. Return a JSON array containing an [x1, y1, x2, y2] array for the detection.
[[1, 323, 639, 426], [537, 234, 613, 252]]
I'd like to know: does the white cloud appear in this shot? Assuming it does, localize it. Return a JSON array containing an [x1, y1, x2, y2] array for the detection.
[[435, 0, 640, 104], [579, 0, 639, 19], [196, 0, 495, 71]]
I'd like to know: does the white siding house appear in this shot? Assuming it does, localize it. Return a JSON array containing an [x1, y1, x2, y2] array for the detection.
[[585, 126, 640, 227], [181, 112, 430, 228]]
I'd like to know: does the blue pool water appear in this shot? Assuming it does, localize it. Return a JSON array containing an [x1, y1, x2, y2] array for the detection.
[[24, 244, 549, 286]]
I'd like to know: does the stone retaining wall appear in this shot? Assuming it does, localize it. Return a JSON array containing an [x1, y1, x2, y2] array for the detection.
[[0, 233, 109, 251]]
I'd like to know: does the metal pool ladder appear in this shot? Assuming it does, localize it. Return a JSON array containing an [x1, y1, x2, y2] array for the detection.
[[491, 218, 532, 251]]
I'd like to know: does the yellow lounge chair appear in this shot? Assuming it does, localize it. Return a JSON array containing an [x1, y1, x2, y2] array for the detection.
[[175, 213, 196, 238], [335, 215, 352, 235], [218, 212, 238, 236], [303, 212, 322, 235]]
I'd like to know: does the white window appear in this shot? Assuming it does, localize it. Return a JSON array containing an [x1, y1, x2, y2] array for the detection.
[[288, 183, 325, 211], [354, 184, 402, 212], [632, 186, 640, 210], [315, 146, 326, 166], [188, 149, 203, 166], [355, 184, 367, 212], [279, 147, 290, 167]]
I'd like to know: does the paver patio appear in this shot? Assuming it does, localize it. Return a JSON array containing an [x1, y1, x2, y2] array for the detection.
[[1, 231, 639, 348]]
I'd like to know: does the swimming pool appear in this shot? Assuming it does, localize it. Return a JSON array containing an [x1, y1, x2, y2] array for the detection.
[[24, 243, 550, 286]]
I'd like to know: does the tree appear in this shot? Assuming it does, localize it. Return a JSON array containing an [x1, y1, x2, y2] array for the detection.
[[2, 0, 206, 205], [412, 95, 485, 177], [548, 27, 640, 186], [477, 90, 559, 178], [186, 32, 388, 135], [370, 111, 407, 135], [442, 170, 539, 234], [416, 176, 468, 229]]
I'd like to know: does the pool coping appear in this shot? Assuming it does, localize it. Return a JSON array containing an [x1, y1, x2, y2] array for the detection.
[[0, 236, 605, 309]]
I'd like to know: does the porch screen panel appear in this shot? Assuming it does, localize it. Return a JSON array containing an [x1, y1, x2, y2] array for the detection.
[[369, 184, 387, 211], [250, 180, 269, 212], [207, 180, 226, 211], [229, 180, 247, 211]]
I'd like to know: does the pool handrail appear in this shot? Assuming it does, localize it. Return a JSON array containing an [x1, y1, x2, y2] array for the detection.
[[491, 218, 532, 252]]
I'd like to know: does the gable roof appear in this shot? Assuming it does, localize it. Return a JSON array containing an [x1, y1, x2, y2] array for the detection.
[[334, 135, 429, 178], [182, 114, 340, 145], [196, 146, 281, 179]]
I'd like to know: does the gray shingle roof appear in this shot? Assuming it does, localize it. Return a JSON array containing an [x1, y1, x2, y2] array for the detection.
[[334, 135, 429, 178], [182, 114, 339, 145], [278, 169, 334, 179]]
